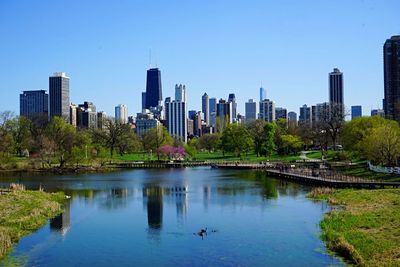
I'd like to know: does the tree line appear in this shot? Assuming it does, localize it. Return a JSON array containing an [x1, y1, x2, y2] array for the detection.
[[0, 106, 399, 168]]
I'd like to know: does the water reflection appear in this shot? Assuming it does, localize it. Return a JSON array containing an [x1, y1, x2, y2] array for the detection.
[[164, 186, 188, 225], [0, 168, 343, 266], [50, 199, 71, 236], [100, 188, 132, 210], [143, 186, 163, 230]]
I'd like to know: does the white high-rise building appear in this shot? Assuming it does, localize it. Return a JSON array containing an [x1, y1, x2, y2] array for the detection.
[[115, 104, 128, 124], [259, 99, 275, 122], [165, 99, 187, 143], [175, 84, 187, 103], [202, 93, 210, 126]]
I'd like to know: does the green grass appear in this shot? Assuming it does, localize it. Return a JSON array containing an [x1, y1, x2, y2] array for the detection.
[[310, 188, 400, 266], [0, 189, 65, 259], [338, 163, 400, 182]]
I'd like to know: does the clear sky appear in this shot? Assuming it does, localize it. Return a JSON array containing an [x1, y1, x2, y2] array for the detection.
[[0, 0, 399, 117]]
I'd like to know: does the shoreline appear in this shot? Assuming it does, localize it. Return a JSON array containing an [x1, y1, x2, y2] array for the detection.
[[0, 189, 65, 260], [309, 188, 400, 266]]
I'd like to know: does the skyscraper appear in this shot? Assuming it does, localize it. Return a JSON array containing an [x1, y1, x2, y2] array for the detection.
[[299, 104, 311, 127], [20, 90, 48, 119], [259, 99, 275, 122], [142, 92, 146, 111], [49, 72, 70, 121], [245, 99, 257, 122], [216, 99, 232, 131], [351, 105, 362, 119], [175, 84, 187, 102], [288, 112, 298, 127], [76, 101, 97, 129], [165, 98, 187, 143], [202, 93, 209, 126], [228, 93, 237, 120], [260, 87, 266, 101], [209, 97, 217, 127], [329, 68, 344, 106], [145, 68, 162, 109], [275, 107, 288, 121], [115, 104, 128, 124], [384, 35, 400, 122]]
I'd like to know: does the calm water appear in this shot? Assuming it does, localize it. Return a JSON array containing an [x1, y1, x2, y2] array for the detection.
[[0, 168, 343, 267]]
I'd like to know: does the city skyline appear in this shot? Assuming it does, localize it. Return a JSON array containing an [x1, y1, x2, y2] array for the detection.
[[0, 1, 399, 116]]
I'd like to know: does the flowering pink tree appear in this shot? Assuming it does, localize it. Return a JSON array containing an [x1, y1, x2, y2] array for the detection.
[[157, 145, 186, 160]]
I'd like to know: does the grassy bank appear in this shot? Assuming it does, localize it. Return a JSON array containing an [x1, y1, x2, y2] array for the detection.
[[0, 189, 65, 259], [310, 188, 400, 266]]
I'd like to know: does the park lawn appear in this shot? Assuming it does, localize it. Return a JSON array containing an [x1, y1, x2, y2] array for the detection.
[[311, 188, 400, 266], [338, 163, 400, 182], [194, 151, 301, 162], [0, 190, 65, 259]]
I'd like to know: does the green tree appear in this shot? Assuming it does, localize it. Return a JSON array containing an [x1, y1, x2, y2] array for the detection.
[[198, 133, 220, 152], [116, 126, 141, 156], [5, 116, 32, 156], [45, 117, 76, 167], [0, 111, 15, 159], [280, 134, 303, 155], [362, 122, 400, 166], [142, 126, 173, 160], [342, 116, 386, 153], [246, 120, 266, 157], [221, 124, 253, 157], [91, 119, 130, 158], [318, 103, 347, 150], [261, 123, 276, 156], [185, 138, 198, 159]]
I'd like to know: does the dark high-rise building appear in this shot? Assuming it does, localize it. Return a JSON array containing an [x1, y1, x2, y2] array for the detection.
[[384, 35, 400, 122], [142, 92, 146, 111], [49, 72, 70, 121], [288, 112, 297, 127], [275, 107, 288, 120], [329, 68, 344, 105], [299, 104, 311, 127], [216, 99, 232, 131], [245, 99, 257, 122], [145, 68, 162, 109], [20, 90, 48, 119], [351, 105, 362, 119], [76, 102, 97, 129]]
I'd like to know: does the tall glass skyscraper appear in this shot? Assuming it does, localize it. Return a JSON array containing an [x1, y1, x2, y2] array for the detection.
[[228, 93, 237, 120], [145, 68, 162, 109], [384, 35, 400, 122], [49, 72, 70, 121], [259, 87, 266, 101], [245, 99, 257, 121], [20, 90, 48, 119], [329, 68, 344, 105], [351, 105, 362, 119]]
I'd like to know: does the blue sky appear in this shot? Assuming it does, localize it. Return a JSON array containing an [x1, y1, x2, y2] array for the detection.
[[0, 0, 399, 117]]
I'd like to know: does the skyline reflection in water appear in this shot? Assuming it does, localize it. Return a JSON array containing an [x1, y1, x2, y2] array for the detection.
[[0, 168, 343, 267]]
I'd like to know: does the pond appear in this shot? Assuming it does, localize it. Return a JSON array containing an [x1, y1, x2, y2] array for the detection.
[[0, 168, 343, 266]]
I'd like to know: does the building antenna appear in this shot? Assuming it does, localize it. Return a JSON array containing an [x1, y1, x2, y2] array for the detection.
[[261, 81, 263, 88], [149, 49, 152, 68]]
